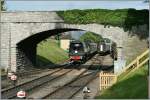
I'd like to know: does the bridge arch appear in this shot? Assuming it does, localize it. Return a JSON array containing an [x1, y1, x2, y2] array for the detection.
[[4, 22, 122, 72], [1, 12, 147, 72], [16, 27, 118, 71], [16, 28, 105, 71]]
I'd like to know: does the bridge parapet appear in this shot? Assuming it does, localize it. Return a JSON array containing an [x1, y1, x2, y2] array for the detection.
[[1, 11, 64, 23]]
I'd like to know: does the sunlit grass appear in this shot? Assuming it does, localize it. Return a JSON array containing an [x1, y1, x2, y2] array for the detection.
[[96, 63, 148, 99], [37, 39, 69, 66]]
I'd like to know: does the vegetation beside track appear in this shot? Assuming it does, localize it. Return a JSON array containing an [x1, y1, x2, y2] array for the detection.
[[96, 63, 148, 99], [37, 39, 69, 66], [80, 31, 103, 43]]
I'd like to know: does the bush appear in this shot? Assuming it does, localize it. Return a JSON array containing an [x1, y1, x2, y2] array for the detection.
[[57, 9, 149, 30], [80, 32, 102, 43]]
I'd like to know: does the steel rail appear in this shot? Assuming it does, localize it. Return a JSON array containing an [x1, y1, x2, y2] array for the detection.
[[42, 56, 100, 99], [1, 67, 71, 99], [42, 70, 99, 99]]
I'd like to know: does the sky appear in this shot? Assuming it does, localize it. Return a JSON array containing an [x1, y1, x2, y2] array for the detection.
[[5, 0, 149, 11]]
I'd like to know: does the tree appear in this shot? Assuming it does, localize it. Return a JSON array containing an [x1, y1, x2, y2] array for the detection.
[[1, 0, 5, 11], [144, 0, 149, 3], [80, 32, 102, 43]]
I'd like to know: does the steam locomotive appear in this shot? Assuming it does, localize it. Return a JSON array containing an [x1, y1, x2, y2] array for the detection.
[[69, 40, 97, 63], [69, 38, 117, 63]]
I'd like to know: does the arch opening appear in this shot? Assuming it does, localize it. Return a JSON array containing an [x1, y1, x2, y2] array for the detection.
[[16, 28, 117, 71], [16, 28, 82, 71]]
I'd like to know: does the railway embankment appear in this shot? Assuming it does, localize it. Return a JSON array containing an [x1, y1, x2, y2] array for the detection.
[[37, 38, 69, 67], [96, 63, 148, 99]]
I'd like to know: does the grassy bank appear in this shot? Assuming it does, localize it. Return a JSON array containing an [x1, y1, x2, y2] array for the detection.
[[96, 63, 148, 99], [36, 39, 69, 66]]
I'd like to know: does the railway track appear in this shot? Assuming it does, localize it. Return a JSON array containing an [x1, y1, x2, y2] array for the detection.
[[1, 68, 72, 99], [1, 69, 39, 80], [1, 68, 52, 80], [1, 61, 87, 99], [41, 55, 101, 99], [1, 63, 69, 81], [1, 54, 112, 99], [42, 70, 99, 99], [1, 63, 71, 89], [1, 69, 53, 90]]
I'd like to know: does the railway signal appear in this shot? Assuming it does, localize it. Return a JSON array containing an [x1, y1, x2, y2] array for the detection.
[[83, 86, 91, 99], [17, 89, 26, 99], [10, 74, 17, 86], [7, 72, 14, 79], [83, 86, 91, 93]]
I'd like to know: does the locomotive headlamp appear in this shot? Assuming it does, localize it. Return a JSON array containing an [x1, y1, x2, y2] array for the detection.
[[75, 51, 78, 53]]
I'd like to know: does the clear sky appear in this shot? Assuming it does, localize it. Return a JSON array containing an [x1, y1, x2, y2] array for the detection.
[[5, 0, 149, 11]]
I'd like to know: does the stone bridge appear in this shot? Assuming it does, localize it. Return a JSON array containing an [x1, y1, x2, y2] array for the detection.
[[0, 11, 148, 72]]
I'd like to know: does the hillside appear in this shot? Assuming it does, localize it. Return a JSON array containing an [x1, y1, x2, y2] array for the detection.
[[36, 39, 69, 67], [96, 63, 148, 99]]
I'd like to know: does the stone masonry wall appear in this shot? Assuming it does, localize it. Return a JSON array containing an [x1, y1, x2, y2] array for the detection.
[[0, 12, 148, 72], [0, 23, 10, 70]]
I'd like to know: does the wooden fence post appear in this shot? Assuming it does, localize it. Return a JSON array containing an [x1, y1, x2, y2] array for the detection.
[[136, 57, 140, 68]]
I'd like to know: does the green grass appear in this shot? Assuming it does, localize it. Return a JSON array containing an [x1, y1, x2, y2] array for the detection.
[[36, 39, 69, 66], [96, 63, 149, 99]]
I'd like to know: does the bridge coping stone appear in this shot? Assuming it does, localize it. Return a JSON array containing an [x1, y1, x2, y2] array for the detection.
[[1, 11, 64, 22]]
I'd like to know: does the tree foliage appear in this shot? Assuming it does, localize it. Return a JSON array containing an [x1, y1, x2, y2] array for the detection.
[[57, 9, 149, 30], [80, 32, 102, 43], [1, 0, 5, 11]]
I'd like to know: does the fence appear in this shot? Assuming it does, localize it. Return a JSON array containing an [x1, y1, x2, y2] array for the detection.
[[118, 49, 149, 76], [99, 49, 149, 91], [99, 71, 117, 91]]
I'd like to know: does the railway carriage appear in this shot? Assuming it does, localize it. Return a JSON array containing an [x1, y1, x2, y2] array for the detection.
[[97, 39, 112, 54], [97, 40, 107, 54], [97, 38, 117, 60], [88, 42, 98, 54]]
